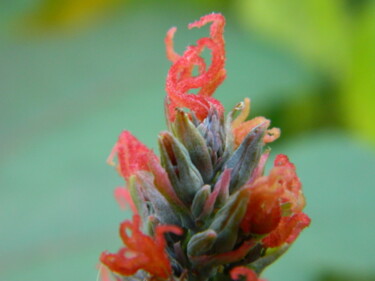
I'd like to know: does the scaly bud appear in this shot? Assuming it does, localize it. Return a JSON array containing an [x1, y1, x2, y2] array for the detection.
[[197, 109, 228, 169], [159, 132, 204, 205], [187, 229, 217, 256], [173, 109, 214, 182], [209, 188, 251, 253], [197, 169, 231, 223], [225, 122, 267, 193], [136, 172, 181, 227], [191, 185, 211, 219]]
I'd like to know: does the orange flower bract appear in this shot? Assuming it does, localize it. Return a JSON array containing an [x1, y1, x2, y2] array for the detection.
[[165, 13, 226, 121], [100, 215, 182, 278]]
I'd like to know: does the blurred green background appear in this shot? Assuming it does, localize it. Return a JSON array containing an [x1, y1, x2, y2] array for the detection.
[[1, 0, 375, 280]]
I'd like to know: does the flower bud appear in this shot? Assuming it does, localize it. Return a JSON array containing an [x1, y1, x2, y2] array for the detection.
[[136, 172, 181, 227], [159, 132, 204, 205], [225, 122, 267, 193], [187, 229, 217, 256], [191, 185, 211, 219], [173, 109, 214, 183], [209, 188, 251, 253]]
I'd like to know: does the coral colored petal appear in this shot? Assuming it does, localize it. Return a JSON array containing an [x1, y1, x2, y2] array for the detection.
[[264, 127, 281, 144], [274, 154, 295, 168], [262, 213, 311, 248], [271, 154, 306, 213], [240, 180, 282, 235], [165, 13, 226, 121], [155, 224, 183, 248], [191, 240, 255, 267], [285, 213, 311, 244], [231, 99, 280, 148], [232, 117, 270, 147], [241, 153, 308, 237], [110, 131, 158, 179], [165, 27, 180, 62], [188, 13, 225, 33], [231, 266, 258, 281], [101, 215, 182, 279]]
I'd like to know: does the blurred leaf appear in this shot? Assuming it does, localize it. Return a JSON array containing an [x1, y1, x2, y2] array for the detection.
[[341, 1, 375, 145], [237, 0, 375, 146], [237, 0, 349, 75], [21, 0, 125, 32], [258, 87, 343, 142], [15, 0, 234, 35]]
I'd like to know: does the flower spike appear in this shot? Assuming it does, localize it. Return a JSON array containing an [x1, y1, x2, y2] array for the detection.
[[101, 13, 310, 281]]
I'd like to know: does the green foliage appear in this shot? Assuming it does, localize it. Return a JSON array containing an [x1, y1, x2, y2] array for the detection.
[[237, 0, 375, 145]]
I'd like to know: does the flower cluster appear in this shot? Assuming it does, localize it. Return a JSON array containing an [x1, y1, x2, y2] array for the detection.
[[100, 13, 310, 281]]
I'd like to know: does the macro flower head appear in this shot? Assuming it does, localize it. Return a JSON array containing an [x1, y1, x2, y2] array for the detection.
[[100, 13, 310, 281]]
